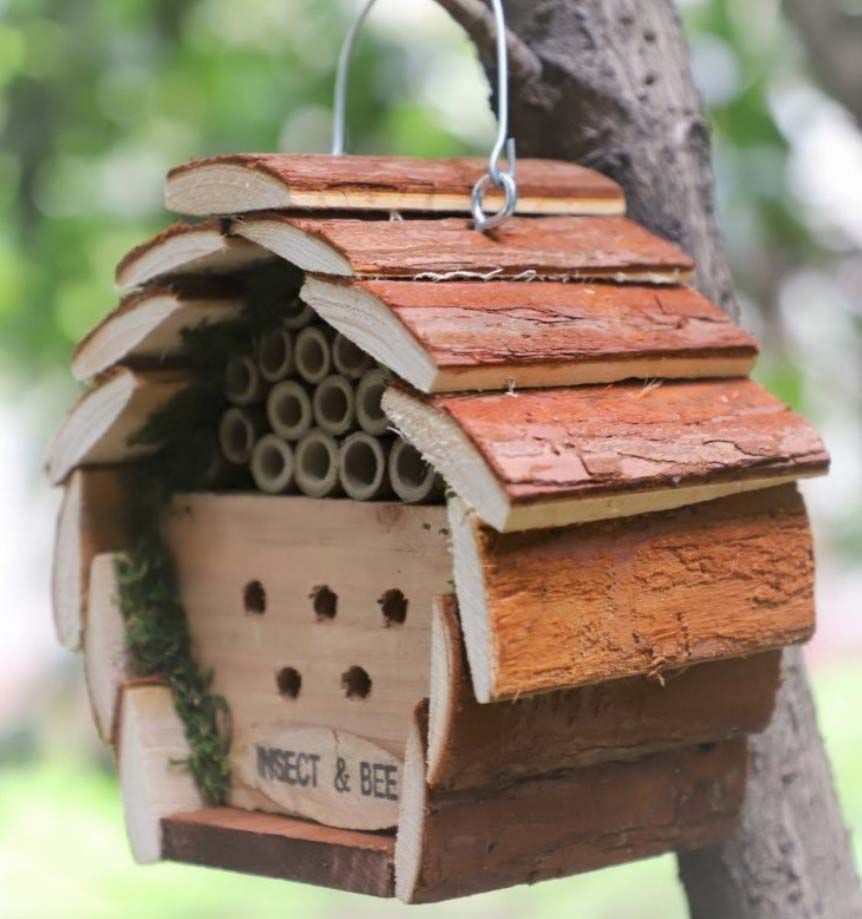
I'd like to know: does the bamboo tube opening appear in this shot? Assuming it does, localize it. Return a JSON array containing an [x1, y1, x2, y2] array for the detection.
[[389, 438, 441, 503], [257, 328, 294, 382], [338, 432, 390, 501], [251, 434, 295, 494], [267, 380, 313, 441], [313, 374, 356, 437], [224, 355, 265, 405], [355, 369, 390, 436], [295, 429, 341, 497], [295, 326, 333, 385], [219, 407, 264, 464], [282, 297, 315, 330], [333, 333, 375, 380]]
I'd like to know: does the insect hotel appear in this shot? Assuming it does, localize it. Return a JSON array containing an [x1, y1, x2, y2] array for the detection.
[[48, 148, 828, 901]]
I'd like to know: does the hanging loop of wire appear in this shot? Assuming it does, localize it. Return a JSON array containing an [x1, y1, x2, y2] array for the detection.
[[331, 0, 518, 233]]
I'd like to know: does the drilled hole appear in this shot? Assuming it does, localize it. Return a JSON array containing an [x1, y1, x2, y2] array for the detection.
[[310, 584, 338, 620], [276, 666, 302, 699], [341, 665, 372, 700], [243, 580, 266, 614], [379, 588, 408, 626], [697, 742, 717, 754]]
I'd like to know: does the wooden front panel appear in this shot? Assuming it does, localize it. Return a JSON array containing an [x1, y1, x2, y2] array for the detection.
[[163, 494, 451, 823]]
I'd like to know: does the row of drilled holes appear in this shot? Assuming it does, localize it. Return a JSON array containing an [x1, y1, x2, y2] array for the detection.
[[242, 580, 408, 626], [275, 665, 371, 701]]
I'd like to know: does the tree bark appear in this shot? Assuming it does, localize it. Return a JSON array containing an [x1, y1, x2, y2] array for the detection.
[[436, 1, 862, 916]]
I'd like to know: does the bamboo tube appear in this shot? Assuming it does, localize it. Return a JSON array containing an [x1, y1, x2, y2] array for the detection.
[[338, 433, 392, 501], [294, 326, 333, 385], [389, 438, 444, 504], [267, 380, 313, 441], [218, 406, 267, 465], [333, 333, 375, 380], [224, 354, 266, 405], [295, 429, 341, 498], [282, 296, 316, 331], [313, 374, 357, 437], [251, 434, 296, 494], [256, 327, 294, 382], [355, 368, 391, 437]]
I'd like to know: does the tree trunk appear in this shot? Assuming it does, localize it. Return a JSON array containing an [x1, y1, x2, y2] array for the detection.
[[436, 1, 862, 916]]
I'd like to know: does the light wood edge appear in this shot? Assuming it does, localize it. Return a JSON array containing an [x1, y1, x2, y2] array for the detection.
[[303, 277, 756, 394], [115, 230, 272, 293], [446, 499, 495, 703], [301, 277, 437, 391], [51, 473, 85, 650], [116, 680, 203, 865], [71, 294, 241, 383], [45, 370, 189, 485], [394, 702, 429, 904], [165, 163, 626, 218], [426, 595, 463, 788], [383, 386, 825, 533], [83, 552, 132, 744]]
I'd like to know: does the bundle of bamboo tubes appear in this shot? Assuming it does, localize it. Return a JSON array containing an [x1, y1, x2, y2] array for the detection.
[[217, 298, 444, 503]]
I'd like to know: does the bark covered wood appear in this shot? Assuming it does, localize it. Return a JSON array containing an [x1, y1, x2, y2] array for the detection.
[[434, 0, 862, 914]]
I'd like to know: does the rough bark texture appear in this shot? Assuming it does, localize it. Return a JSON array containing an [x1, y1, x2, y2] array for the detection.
[[429, 595, 781, 791], [434, 0, 862, 914], [400, 701, 748, 904], [453, 485, 814, 697], [358, 279, 757, 369], [420, 378, 828, 503], [240, 213, 694, 280]]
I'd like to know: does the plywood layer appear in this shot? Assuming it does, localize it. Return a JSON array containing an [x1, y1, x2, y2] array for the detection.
[[302, 277, 758, 392], [165, 153, 625, 217], [232, 214, 695, 283], [449, 485, 815, 701], [384, 377, 829, 531]]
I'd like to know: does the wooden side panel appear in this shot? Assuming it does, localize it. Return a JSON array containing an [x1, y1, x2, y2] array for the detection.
[[162, 494, 451, 818], [451, 485, 815, 700], [428, 595, 779, 792], [396, 702, 746, 903], [52, 467, 134, 650], [117, 682, 203, 864], [237, 214, 694, 282], [84, 553, 133, 743], [162, 808, 395, 897], [166, 152, 625, 217]]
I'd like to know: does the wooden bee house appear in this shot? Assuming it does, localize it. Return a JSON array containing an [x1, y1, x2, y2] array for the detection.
[[49, 153, 829, 902]]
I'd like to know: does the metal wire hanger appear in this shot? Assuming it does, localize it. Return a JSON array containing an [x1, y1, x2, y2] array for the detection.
[[331, 0, 518, 232]]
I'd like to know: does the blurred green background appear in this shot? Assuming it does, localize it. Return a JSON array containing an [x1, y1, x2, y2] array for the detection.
[[0, 1, 859, 916]]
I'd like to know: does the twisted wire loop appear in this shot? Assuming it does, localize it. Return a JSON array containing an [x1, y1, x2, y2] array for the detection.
[[331, 0, 518, 233]]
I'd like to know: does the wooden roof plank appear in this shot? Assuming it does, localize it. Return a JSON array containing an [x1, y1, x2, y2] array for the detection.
[[165, 153, 625, 218], [382, 377, 830, 531], [231, 214, 695, 282], [302, 276, 758, 392]]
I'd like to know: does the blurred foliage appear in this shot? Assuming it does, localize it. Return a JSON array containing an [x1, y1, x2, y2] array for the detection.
[[0, 0, 477, 377]]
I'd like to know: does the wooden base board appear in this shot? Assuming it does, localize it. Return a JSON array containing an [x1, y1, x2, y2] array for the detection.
[[161, 808, 395, 898]]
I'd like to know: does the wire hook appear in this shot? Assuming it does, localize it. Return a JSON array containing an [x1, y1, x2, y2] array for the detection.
[[331, 0, 518, 233]]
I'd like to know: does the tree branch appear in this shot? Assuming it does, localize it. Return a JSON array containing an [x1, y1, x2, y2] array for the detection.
[[434, 0, 542, 84], [784, 0, 862, 125]]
